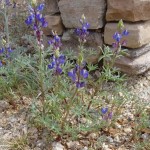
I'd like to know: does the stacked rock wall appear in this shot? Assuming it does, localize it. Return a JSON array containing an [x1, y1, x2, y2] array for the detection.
[[44, 0, 150, 75]]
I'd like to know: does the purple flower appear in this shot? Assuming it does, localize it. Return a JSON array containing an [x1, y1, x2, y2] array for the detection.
[[48, 55, 65, 75], [80, 69, 88, 78], [76, 82, 85, 88], [0, 48, 4, 54], [108, 112, 113, 119], [68, 64, 88, 88], [68, 69, 76, 82], [0, 61, 3, 67], [7, 47, 13, 53], [0, 46, 13, 58], [25, 4, 47, 28], [25, 15, 34, 25], [101, 108, 113, 120], [5, 0, 10, 6], [37, 3, 45, 11], [122, 29, 129, 36], [113, 32, 122, 42], [48, 34, 62, 51], [75, 15, 90, 43], [101, 108, 108, 114], [112, 28, 129, 48], [48, 61, 55, 69], [25, 3, 48, 44]]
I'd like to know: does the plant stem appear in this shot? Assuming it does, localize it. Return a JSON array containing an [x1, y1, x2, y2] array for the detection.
[[4, 5, 10, 45], [61, 88, 78, 131], [39, 47, 45, 116]]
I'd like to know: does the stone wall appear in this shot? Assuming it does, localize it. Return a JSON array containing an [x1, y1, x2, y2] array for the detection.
[[43, 0, 150, 75]]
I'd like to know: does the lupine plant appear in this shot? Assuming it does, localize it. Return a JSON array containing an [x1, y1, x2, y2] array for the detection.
[[0, 1, 149, 149], [25, 11, 131, 142], [0, 0, 13, 66], [0, 0, 131, 140], [0, 0, 20, 99], [25, 0, 48, 110]]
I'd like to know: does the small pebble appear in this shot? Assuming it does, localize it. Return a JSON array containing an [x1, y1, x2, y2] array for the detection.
[[124, 127, 132, 133], [52, 142, 64, 150], [107, 136, 114, 143]]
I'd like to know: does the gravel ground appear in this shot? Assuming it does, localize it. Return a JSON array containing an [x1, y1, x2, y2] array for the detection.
[[0, 70, 150, 150]]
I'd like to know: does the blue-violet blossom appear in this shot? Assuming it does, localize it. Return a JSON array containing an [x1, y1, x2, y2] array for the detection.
[[68, 64, 88, 88], [48, 31, 62, 51], [0, 45, 13, 67], [101, 107, 113, 120], [25, 3, 47, 45], [48, 33, 65, 75], [48, 54, 65, 75], [112, 29, 129, 48], [75, 14, 90, 43]]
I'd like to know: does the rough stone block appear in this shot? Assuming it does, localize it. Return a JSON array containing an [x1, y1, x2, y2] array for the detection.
[[42, 15, 64, 35], [58, 0, 106, 29], [62, 30, 103, 63], [106, 0, 150, 22], [45, 0, 59, 15], [104, 21, 150, 49], [115, 51, 150, 75]]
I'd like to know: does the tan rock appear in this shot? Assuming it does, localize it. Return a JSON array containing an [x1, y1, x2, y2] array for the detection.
[[62, 30, 103, 64], [62, 30, 103, 50], [43, 35, 50, 49], [42, 15, 64, 35], [106, 0, 150, 22], [58, 0, 106, 29], [45, 0, 59, 15], [127, 44, 150, 58], [115, 51, 150, 75], [104, 21, 150, 49]]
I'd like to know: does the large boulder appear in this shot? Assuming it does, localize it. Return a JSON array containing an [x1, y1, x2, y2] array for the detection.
[[106, 0, 150, 22], [104, 21, 150, 49], [127, 44, 150, 58], [58, 0, 106, 29]]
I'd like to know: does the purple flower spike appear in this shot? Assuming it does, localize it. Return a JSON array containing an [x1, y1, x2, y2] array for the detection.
[[101, 108, 108, 114], [68, 64, 88, 89], [112, 23, 129, 48], [113, 32, 122, 42], [25, 3, 47, 44], [48, 55, 65, 75], [48, 34, 62, 51], [75, 15, 90, 43]]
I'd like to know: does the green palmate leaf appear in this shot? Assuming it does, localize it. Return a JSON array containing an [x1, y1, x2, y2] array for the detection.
[[87, 63, 98, 72]]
